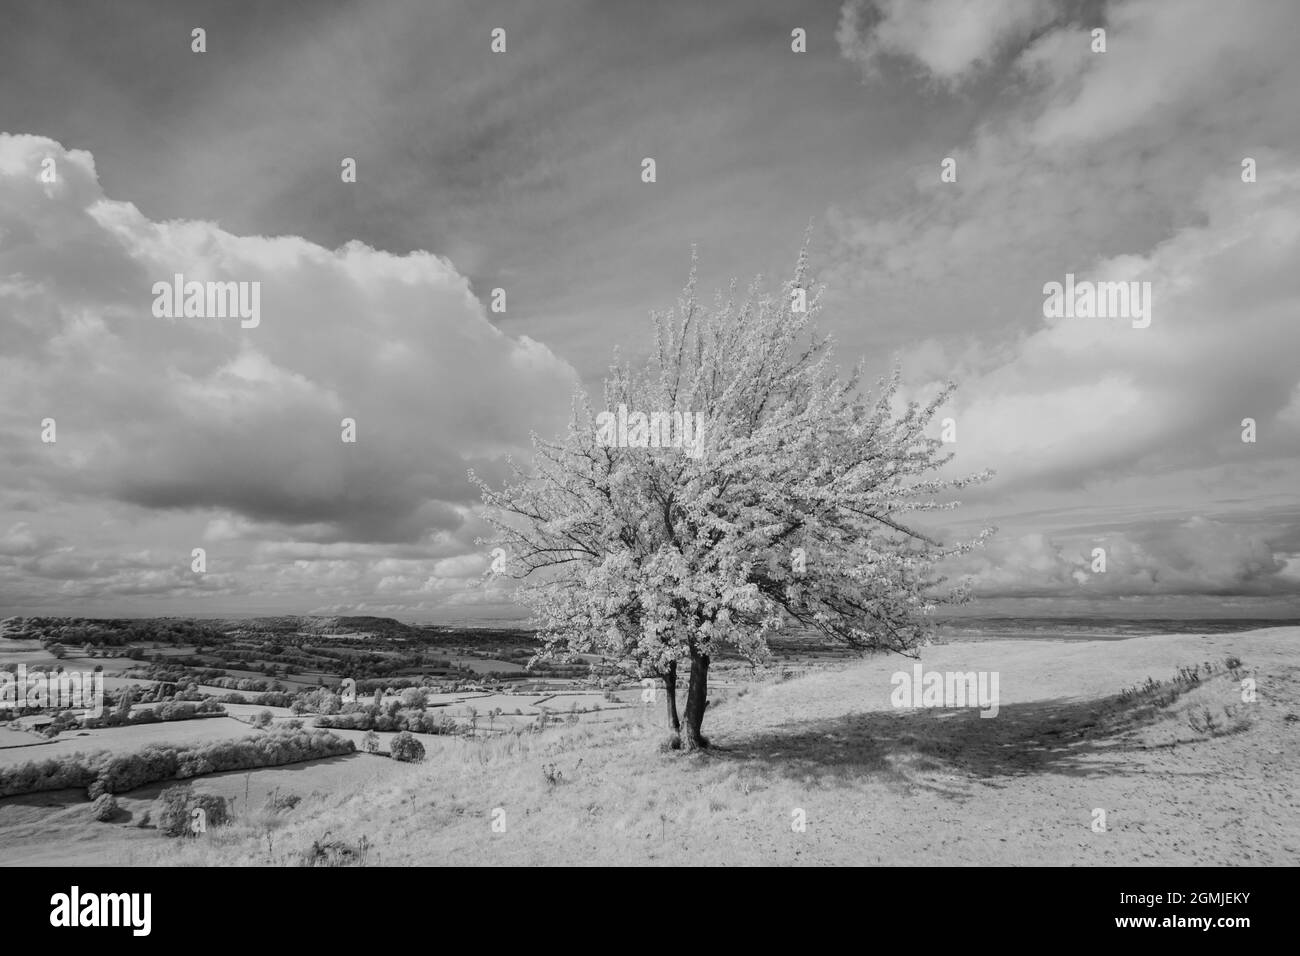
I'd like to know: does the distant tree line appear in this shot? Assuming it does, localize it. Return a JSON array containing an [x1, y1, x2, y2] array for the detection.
[[0, 727, 353, 799]]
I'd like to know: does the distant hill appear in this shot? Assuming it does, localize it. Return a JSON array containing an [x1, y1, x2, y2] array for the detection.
[[214, 616, 424, 638], [0, 614, 428, 645]]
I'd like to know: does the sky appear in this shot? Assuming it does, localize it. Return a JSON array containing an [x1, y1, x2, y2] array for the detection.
[[1, 0, 1297, 621]]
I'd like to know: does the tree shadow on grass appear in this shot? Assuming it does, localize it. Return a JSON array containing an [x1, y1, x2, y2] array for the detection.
[[706, 691, 1185, 798]]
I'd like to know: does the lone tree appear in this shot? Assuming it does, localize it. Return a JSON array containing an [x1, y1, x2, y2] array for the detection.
[[472, 246, 991, 751]]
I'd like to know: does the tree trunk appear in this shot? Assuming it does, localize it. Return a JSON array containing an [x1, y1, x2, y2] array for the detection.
[[663, 660, 681, 734], [681, 649, 710, 751]]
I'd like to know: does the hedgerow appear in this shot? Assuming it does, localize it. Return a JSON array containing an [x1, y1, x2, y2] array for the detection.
[[0, 727, 354, 799]]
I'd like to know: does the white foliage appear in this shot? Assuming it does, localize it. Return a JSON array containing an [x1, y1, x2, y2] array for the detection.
[[471, 244, 993, 682]]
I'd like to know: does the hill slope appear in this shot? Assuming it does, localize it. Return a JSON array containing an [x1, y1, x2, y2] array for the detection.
[[42, 627, 1300, 866]]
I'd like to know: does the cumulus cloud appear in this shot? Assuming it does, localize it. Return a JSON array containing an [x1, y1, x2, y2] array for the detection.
[[1018, 1, 1299, 149], [0, 522, 59, 557], [828, 0, 1300, 491], [837, 0, 1056, 85], [0, 133, 577, 543], [952, 515, 1295, 599], [0, 133, 576, 613], [923, 167, 1300, 488], [3, 1, 1297, 620], [827, 0, 1300, 612]]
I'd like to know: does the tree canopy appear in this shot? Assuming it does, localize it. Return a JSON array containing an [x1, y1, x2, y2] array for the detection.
[[473, 245, 992, 749]]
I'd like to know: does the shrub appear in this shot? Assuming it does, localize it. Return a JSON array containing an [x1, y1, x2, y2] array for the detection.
[[176, 753, 216, 778], [42, 715, 71, 739], [155, 785, 230, 837], [0, 754, 99, 797], [123, 700, 224, 725], [389, 731, 425, 763], [90, 793, 118, 822], [154, 786, 193, 835], [404, 710, 457, 736], [301, 835, 370, 867], [264, 787, 301, 812], [362, 730, 380, 753], [90, 746, 179, 798], [315, 707, 457, 736], [295, 688, 342, 715], [314, 711, 373, 731]]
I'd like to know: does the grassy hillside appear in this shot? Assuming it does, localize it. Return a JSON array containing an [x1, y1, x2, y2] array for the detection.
[[94, 626, 1300, 867]]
